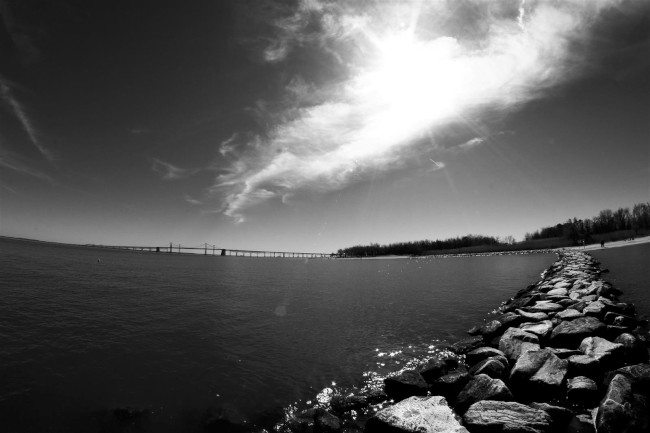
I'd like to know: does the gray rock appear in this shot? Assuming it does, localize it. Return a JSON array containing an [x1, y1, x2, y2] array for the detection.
[[418, 358, 449, 384], [602, 363, 650, 396], [499, 327, 540, 362], [431, 371, 471, 402], [520, 320, 554, 339], [549, 316, 606, 349], [566, 414, 595, 433], [509, 348, 568, 399], [365, 396, 468, 433], [547, 287, 568, 297], [517, 309, 549, 322], [463, 400, 552, 433], [529, 301, 564, 313], [450, 336, 484, 355], [595, 374, 649, 433], [468, 356, 508, 380], [567, 376, 599, 405], [550, 348, 582, 359], [579, 336, 624, 370], [465, 347, 506, 366], [455, 374, 513, 412], [557, 309, 584, 320], [384, 370, 428, 401], [613, 333, 649, 364], [529, 402, 574, 430]]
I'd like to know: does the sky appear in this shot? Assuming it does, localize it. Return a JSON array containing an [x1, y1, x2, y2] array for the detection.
[[0, 0, 648, 253]]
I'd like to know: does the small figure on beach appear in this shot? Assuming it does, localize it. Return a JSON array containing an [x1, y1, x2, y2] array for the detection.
[[600, 240, 605, 248]]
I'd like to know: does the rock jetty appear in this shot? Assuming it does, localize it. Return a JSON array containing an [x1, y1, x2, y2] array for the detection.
[[275, 250, 650, 433]]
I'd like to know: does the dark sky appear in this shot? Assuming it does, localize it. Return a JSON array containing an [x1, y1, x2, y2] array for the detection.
[[1, 0, 649, 252]]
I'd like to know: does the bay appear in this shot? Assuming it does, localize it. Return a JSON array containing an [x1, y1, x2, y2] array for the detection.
[[0, 238, 555, 432]]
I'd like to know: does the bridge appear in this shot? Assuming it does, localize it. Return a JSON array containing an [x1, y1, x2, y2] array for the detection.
[[93, 243, 335, 259]]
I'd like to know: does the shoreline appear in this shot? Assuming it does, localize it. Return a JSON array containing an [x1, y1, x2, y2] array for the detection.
[[274, 249, 650, 433]]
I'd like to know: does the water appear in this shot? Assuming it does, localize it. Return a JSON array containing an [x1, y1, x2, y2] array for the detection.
[[0, 238, 557, 432], [590, 242, 650, 321]]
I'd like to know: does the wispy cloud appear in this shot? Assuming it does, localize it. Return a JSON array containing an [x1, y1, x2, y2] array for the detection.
[[151, 157, 198, 180], [0, 76, 55, 162], [0, 146, 54, 183], [215, 0, 636, 221], [184, 193, 204, 206]]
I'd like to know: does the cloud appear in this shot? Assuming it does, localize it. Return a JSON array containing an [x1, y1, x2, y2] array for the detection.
[[0, 76, 55, 162], [0, 146, 54, 182], [184, 193, 204, 206], [151, 158, 198, 180], [214, 0, 638, 221]]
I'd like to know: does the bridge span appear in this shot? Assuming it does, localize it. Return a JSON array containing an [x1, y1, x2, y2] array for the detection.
[[93, 243, 334, 258]]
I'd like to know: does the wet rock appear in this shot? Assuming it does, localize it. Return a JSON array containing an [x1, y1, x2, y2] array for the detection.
[[566, 414, 595, 433], [384, 370, 429, 401], [287, 408, 341, 433], [365, 396, 468, 433], [519, 320, 553, 339], [595, 374, 649, 433], [330, 394, 369, 413], [504, 294, 540, 313], [465, 347, 505, 366], [614, 333, 649, 364], [463, 400, 552, 433], [557, 309, 583, 320], [499, 327, 540, 362], [579, 336, 624, 370], [583, 301, 609, 319], [418, 358, 449, 384], [468, 356, 508, 380], [516, 309, 549, 322], [455, 374, 513, 412], [604, 312, 638, 328], [602, 363, 650, 396], [567, 376, 599, 405], [509, 348, 568, 399], [529, 301, 564, 313], [547, 287, 568, 297], [431, 371, 471, 402], [549, 316, 606, 349], [529, 402, 574, 430], [568, 354, 601, 379], [450, 336, 484, 355], [550, 348, 582, 359]]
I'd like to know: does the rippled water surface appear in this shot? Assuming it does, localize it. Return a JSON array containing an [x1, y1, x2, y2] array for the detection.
[[0, 238, 558, 432], [590, 242, 650, 321]]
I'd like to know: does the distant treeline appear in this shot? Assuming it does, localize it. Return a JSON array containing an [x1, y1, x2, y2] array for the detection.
[[337, 235, 502, 257], [524, 202, 650, 243], [337, 202, 650, 257]]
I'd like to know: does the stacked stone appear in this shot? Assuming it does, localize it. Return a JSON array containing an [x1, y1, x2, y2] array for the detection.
[[279, 251, 650, 433]]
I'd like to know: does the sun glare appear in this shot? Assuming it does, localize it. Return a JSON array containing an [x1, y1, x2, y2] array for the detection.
[[342, 31, 466, 160]]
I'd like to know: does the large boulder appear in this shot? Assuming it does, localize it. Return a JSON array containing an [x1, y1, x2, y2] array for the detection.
[[602, 363, 650, 396], [499, 327, 540, 363], [431, 371, 471, 402], [566, 376, 599, 406], [529, 402, 574, 430], [465, 347, 506, 366], [509, 348, 568, 399], [595, 374, 649, 433], [568, 354, 601, 379], [463, 400, 552, 433], [286, 408, 341, 433], [418, 358, 450, 384], [384, 370, 428, 401], [450, 336, 484, 355], [517, 309, 549, 322], [557, 309, 583, 320], [549, 316, 606, 348], [468, 356, 509, 380], [520, 320, 554, 340], [579, 336, 624, 370], [365, 396, 468, 433], [613, 333, 649, 364], [455, 374, 512, 413]]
